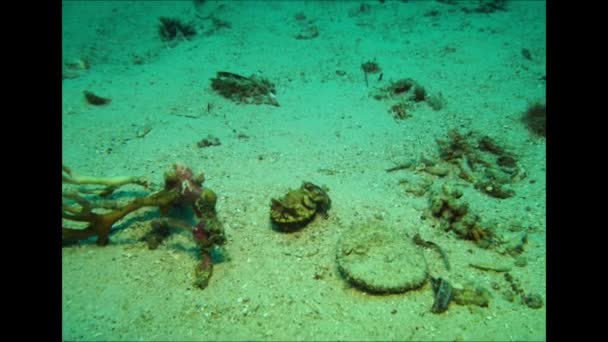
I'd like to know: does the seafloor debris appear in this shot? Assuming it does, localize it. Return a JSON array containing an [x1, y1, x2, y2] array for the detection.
[[136, 126, 152, 139], [270, 182, 331, 231], [361, 60, 381, 74], [436, 129, 526, 198], [437, 0, 508, 14], [337, 223, 429, 294], [158, 17, 196, 42], [371, 78, 446, 120], [62, 163, 225, 289], [63, 57, 89, 79], [62, 163, 200, 245], [430, 277, 453, 313], [469, 262, 511, 273], [210, 71, 279, 106], [389, 101, 412, 120], [371, 78, 417, 101], [503, 272, 543, 309], [399, 177, 433, 197], [427, 184, 497, 247], [386, 161, 413, 173], [84, 90, 111, 106], [361, 60, 381, 87]]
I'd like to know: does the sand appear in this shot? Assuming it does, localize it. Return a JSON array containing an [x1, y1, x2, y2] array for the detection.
[[62, 1, 546, 341]]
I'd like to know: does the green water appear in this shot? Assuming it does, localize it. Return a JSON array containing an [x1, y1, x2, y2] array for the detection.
[[62, 1, 546, 341]]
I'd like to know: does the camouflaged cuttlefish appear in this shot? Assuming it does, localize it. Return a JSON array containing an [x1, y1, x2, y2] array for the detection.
[[270, 182, 331, 231]]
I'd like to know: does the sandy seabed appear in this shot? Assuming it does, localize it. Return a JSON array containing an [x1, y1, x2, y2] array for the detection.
[[62, 1, 546, 341]]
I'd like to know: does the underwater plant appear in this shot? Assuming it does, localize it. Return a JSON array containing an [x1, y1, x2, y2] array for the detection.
[[427, 184, 497, 247]]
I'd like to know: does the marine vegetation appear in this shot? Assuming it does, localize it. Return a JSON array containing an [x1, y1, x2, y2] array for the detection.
[[430, 277, 491, 314], [83, 90, 111, 105], [370, 77, 445, 119], [158, 17, 196, 42], [361, 60, 381, 87], [337, 222, 428, 294]]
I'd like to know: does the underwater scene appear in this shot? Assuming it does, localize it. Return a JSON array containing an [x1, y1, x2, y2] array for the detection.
[[62, 1, 546, 341]]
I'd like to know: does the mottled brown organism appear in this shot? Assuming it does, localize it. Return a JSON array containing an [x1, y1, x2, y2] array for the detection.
[[270, 182, 331, 231]]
